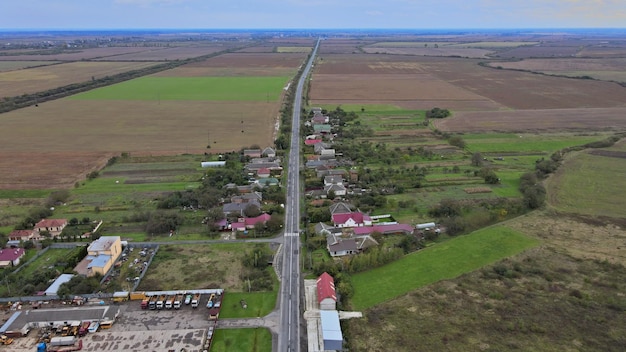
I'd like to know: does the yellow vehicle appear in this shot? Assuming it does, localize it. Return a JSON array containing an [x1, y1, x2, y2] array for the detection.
[[0, 335, 14, 345]]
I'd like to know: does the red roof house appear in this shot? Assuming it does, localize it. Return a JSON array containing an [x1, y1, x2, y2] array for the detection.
[[332, 212, 372, 228], [0, 248, 25, 268], [8, 229, 41, 242], [34, 219, 67, 237], [231, 213, 272, 231], [316, 272, 337, 310], [305, 139, 322, 146]]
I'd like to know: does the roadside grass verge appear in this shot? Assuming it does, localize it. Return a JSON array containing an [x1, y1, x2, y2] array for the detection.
[[350, 226, 539, 310], [210, 328, 272, 352]]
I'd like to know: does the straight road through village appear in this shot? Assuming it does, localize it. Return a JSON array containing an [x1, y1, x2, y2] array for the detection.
[[278, 39, 320, 352]]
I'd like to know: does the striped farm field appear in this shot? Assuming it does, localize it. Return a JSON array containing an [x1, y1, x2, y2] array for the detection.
[[350, 226, 539, 310]]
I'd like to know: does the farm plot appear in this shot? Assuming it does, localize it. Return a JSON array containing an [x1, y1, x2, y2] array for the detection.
[[309, 73, 498, 111], [434, 107, 626, 132], [94, 45, 231, 61], [0, 99, 278, 189], [417, 56, 626, 109], [361, 46, 493, 58], [155, 52, 307, 77], [69, 76, 290, 101], [0, 60, 60, 71], [0, 61, 160, 98], [546, 150, 626, 220], [462, 132, 612, 153], [0, 46, 157, 61], [486, 58, 626, 84]]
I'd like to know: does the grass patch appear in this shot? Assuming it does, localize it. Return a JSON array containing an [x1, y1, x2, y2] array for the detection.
[[210, 328, 272, 352], [547, 151, 626, 218], [70, 76, 290, 101], [350, 226, 539, 310], [0, 189, 52, 199], [464, 133, 610, 154], [346, 247, 626, 352], [138, 243, 262, 292], [219, 291, 278, 319]]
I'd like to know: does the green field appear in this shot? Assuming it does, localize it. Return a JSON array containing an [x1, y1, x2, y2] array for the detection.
[[210, 328, 272, 352], [70, 76, 290, 101], [0, 189, 53, 199], [547, 151, 626, 218], [219, 291, 278, 319], [464, 133, 609, 154], [350, 226, 539, 310]]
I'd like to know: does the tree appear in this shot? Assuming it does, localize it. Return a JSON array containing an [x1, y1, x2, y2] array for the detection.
[[471, 152, 483, 167], [448, 136, 466, 149], [243, 203, 261, 218]]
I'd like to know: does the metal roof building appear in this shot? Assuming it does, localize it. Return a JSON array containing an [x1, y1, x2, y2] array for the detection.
[[320, 310, 342, 351], [44, 274, 74, 296]]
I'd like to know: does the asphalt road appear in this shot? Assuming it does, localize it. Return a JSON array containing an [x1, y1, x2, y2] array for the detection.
[[278, 39, 320, 352]]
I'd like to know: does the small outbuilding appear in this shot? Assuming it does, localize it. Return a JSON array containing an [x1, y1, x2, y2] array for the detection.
[[316, 272, 337, 310], [201, 161, 226, 168], [45, 274, 74, 296], [320, 310, 343, 351]]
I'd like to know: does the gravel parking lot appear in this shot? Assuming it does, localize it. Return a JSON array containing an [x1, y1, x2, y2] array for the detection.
[[5, 299, 215, 352]]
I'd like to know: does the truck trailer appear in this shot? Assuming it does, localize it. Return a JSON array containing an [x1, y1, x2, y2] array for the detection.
[[156, 295, 166, 310], [165, 295, 175, 309], [148, 295, 158, 310], [173, 294, 184, 309], [191, 293, 201, 308]]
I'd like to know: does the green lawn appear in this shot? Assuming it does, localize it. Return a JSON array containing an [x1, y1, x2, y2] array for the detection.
[[350, 226, 539, 310], [210, 328, 272, 352], [219, 291, 278, 319], [70, 76, 290, 101]]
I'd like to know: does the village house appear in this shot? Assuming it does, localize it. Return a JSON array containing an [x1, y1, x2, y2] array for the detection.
[[261, 147, 276, 158], [243, 149, 262, 159], [8, 229, 42, 242], [324, 183, 347, 197], [0, 248, 25, 268], [230, 213, 272, 232], [324, 175, 344, 186], [332, 212, 372, 228], [34, 219, 68, 237], [326, 233, 378, 257]]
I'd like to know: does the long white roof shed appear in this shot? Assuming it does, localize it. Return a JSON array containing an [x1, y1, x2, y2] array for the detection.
[[320, 310, 343, 351]]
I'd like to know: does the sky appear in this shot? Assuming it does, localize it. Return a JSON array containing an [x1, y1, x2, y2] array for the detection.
[[2, 0, 626, 30]]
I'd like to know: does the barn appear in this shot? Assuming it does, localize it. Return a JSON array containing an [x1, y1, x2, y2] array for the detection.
[[316, 272, 337, 310]]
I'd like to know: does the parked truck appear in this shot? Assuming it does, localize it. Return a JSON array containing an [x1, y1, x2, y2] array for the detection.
[[148, 295, 158, 310], [173, 294, 184, 309], [206, 294, 215, 309], [191, 293, 201, 308], [130, 291, 147, 301], [140, 297, 150, 309], [49, 336, 76, 347], [184, 294, 192, 305], [156, 295, 166, 310], [165, 295, 175, 309]]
